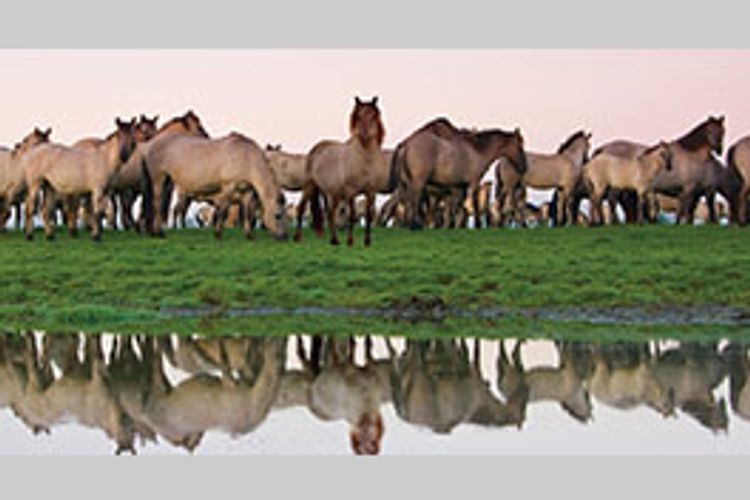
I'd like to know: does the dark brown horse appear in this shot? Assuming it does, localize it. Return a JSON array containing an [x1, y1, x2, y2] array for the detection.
[[391, 117, 527, 229], [591, 116, 725, 224]]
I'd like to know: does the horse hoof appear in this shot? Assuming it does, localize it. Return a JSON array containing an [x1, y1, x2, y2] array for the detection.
[[330, 239, 340, 246], [364, 239, 371, 247], [92, 234, 102, 243], [25, 233, 33, 241], [347, 239, 354, 247], [293, 233, 302, 243], [46, 234, 55, 242], [214, 232, 223, 240]]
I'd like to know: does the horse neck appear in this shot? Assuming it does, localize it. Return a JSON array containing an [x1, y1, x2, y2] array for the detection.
[[639, 153, 665, 180], [562, 142, 588, 167], [97, 134, 123, 171]]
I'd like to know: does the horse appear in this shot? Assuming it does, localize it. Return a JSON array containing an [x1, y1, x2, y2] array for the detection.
[[111, 111, 209, 233], [294, 96, 387, 246], [496, 130, 591, 227], [392, 117, 527, 230], [21, 117, 138, 240], [143, 131, 288, 240], [722, 343, 750, 423], [594, 115, 725, 223], [497, 340, 593, 424], [727, 136, 750, 225], [140, 336, 285, 452], [265, 143, 309, 191], [10, 333, 136, 454], [582, 142, 672, 225], [389, 338, 527, 434], [652, 343, 727, 432], [585, 343, 675, 418], [0, 127, 52, 230]]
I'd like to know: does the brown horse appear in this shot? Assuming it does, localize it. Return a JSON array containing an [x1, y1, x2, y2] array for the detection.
[[392, 117, 527, 229], [594, 116, 724, 223], [22, 118, 138, 241], [727, 136, 750, 225], [0, 127, 52, 230], [294, 96, 387, 246]]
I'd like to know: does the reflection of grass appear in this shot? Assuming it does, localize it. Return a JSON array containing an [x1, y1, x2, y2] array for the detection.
[[0, 225, 749, 335]]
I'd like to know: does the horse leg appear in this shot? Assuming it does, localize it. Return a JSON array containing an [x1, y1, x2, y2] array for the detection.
[[242, 192, 257, 240], [555, 188, 567, 227], [150, 174, 166, 237], [738, 186, 749, 226], [590, 192, 604, 226], [41, 188, 56, 241], [64, 196, 79, 237], [213, 192, 233, 240], [24, 183, 40, 240], [90, 190, 107, 241], [326, 195, 340, 246], [106, 194, 117, 230], [121, 190, 135, 231], [346, 196, 356, 246], [364, 190, 375, 247], [636, 191, 645, 225], [0, 199, 8, 232], [606, 191, 619, 225]]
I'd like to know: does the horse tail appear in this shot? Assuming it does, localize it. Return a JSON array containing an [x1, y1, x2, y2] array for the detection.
[[140, 158, 154, 234], [308, 182, 324, 236], [161, 175, 174, 223], [387, 144, 405, 192]]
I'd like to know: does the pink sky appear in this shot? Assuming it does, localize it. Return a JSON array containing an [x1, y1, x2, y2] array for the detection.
[[1, 50, 749, 156]]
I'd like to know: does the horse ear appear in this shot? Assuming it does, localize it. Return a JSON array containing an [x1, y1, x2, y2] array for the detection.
[[514, 127, 521, 136], [718, 115, 725, 123], [371, 96, 379, 105], [43, 127, 52, 137], [153, 114, 159, 124], [115, 117, 123, 127], [355, 96, 362, 106]]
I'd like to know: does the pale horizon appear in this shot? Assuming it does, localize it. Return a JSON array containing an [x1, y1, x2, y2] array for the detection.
[[1, 49, 749, 158]]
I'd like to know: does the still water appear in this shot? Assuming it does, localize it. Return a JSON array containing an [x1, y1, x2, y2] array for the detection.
[[1, 332, 748, 455]]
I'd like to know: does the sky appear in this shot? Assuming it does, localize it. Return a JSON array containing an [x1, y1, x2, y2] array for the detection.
[[1, 49, 749, 157]]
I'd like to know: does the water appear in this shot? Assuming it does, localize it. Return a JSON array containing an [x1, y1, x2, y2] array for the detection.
[[1, 332, 748, 455]]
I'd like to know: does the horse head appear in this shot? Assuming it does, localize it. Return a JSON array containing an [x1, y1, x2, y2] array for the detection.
[[350, 96, 385, 148], [136, 114, 159, 142], [182, 109, 209, 138], [13, 126, 51, 156], [114, 116, 139, 163], [350, 412, 384, 455], [265, 143, 282, 152]]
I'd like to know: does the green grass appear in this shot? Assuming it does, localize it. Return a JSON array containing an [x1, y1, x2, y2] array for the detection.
[[1, 225, 749, 337]]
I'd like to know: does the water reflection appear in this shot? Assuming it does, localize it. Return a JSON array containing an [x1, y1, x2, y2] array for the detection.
[[1, 332, 748, 454]]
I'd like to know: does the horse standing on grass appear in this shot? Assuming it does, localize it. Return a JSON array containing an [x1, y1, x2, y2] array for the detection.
[[391, 117, 527, 230], [294, 96, 387, 246]]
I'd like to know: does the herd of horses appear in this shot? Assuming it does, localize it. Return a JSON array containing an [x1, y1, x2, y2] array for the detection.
[[2, 332, 748, 454], [2, 97, 750, 246]]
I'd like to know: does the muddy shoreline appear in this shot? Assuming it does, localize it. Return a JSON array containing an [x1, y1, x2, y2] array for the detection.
[[158, 302, 750, 327]]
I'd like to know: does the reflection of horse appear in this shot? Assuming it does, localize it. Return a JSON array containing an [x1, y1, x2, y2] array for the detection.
[[140, 336, 285, 452], [10, 333, 136, 454], [586, 343, 675, 417], [276, 335, 391, 455], [497, 340, 592, 423], [652, 343, 727, 432], [390, 339, 527, 434], [722, 342, 750, 423]]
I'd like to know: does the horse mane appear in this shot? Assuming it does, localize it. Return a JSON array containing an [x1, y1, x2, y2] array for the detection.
[[676, 118, 719, 151], [640, 143, 664, 157], [417, 117, 460, 138], [157, 114, 188, 133], [557, 130, 586, 154], [469, 129, 515, 150]]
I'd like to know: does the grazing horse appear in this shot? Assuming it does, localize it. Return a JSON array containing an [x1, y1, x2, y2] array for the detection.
[[144, 131, 288, 240], [594, 116, 725, 223], [496, 130, 591, 226], [0, 127, 52, 230], [582, 142, 672, 225], [21, 118, 138, 240], [141, 337, 285, 452], [294, 96, 387, 246], [393, 117, 527, 230], [727, 136, 750, 225]]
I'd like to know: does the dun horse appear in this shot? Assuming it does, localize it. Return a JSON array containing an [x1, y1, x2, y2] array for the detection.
[[294, 96, 387, 246], [496, 130, 591, 226], [0, 127, 52, 230], [727, 136, 750, 225], [594, 116, 724, 223], [21, 118, 138, 241], [582, 142, 672, 225], [144, 131, 288, 240]]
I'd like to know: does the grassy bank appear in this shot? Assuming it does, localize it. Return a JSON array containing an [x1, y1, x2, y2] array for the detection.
[[1, 225, 749, 335]]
